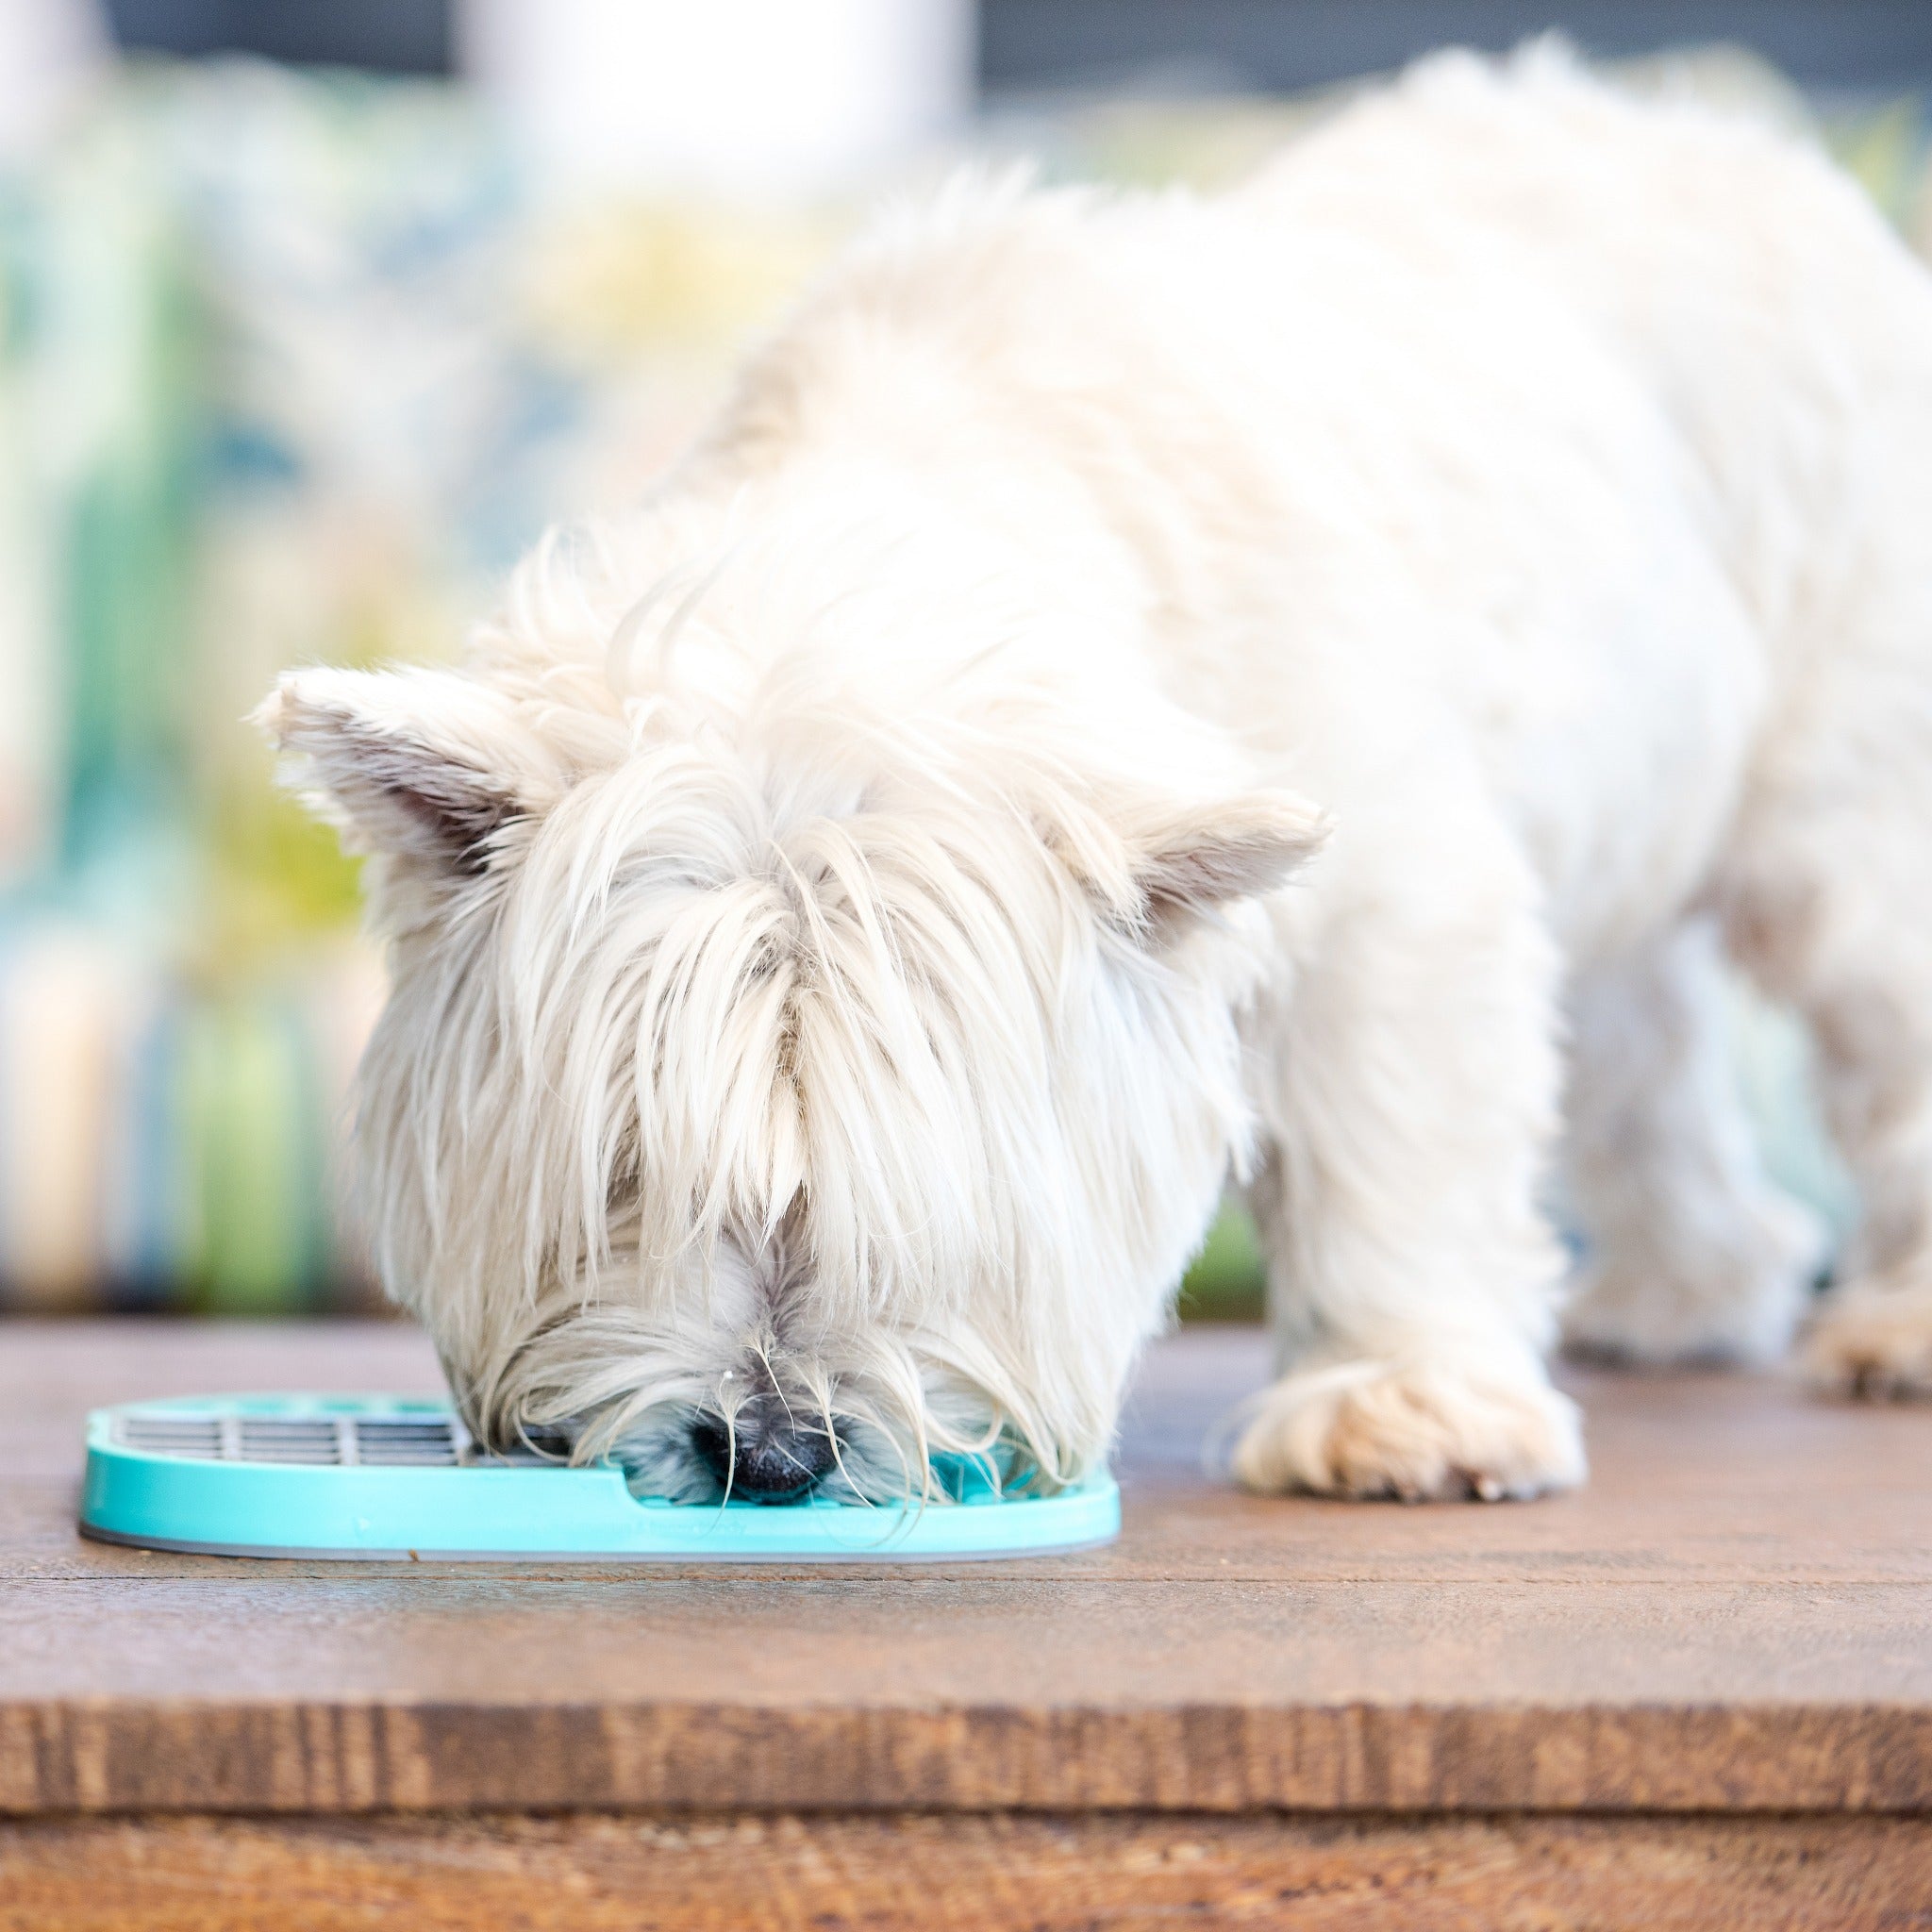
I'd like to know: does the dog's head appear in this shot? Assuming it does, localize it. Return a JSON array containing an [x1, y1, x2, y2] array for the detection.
[[261, 517, 1324, 1500]]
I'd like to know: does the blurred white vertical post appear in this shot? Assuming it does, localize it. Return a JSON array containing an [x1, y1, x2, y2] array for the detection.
[[0, 0, 108, 159], [456, 0, 977, 199]]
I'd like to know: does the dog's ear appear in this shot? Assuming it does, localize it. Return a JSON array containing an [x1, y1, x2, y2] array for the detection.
[[255, 665, 558, 876], [1121, 790, 1329, 922], [1050, 784, 1328, 933]]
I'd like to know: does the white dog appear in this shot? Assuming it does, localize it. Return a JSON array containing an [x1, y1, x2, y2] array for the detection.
[[261, 48, 1932, 1504]]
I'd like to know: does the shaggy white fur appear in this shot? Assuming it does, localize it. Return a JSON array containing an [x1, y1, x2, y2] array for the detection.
[[261, 47, 1932, 1503]]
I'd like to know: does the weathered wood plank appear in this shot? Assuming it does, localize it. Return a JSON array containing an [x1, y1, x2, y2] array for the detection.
[[0, 1583, 1929, 1812], [1, 1811, 1927, 1931], [3, 1323, 1930, 1816]]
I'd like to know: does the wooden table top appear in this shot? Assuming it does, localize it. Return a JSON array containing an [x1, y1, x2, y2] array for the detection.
[[3, 1320, 1929, 1817]]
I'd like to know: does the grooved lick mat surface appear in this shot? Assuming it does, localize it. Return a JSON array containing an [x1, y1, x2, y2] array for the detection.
[[2, 1321, 1930, 1812]]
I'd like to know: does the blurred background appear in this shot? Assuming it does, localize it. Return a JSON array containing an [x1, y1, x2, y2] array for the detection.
[[0, 0, 1919, 1320]]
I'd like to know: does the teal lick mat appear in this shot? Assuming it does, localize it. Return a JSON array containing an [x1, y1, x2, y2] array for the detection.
[[78, 1395, 1121, 1561]]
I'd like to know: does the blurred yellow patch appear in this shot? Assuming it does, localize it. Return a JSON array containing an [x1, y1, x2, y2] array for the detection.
[[517, 200, 843, 365]]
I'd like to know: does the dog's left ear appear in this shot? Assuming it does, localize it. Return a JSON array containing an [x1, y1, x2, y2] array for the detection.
[[1055, 786, 1328, 933], [1123, 790, 1329, 921], [255, 664, 563, 878]]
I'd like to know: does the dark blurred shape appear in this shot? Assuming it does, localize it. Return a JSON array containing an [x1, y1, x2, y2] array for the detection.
[[982, 1, 1932, 93], [103, 0, 450, 73]]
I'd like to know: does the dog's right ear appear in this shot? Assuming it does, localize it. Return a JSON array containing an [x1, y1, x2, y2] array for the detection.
[[255, 666, 562, 877]]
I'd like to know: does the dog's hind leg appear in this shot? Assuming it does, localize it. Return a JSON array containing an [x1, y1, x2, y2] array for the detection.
[[1232, 808, 1584, 1500], [1724, 725, 1932, 1396], [1718, 360, 1932, 1395], [1559, 915, 1824, 1367]]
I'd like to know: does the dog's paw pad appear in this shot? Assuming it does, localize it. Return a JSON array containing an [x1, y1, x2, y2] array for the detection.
[[1229, 1357, 1584, 1502]]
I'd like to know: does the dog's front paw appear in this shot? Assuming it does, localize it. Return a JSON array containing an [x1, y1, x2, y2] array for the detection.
[[1806, 1274, 1932, 1399], [1230, 1356, 1584, 1501]]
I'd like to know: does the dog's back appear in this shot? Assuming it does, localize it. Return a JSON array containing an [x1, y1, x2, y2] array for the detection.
[[1250, 46, 1932, 678]]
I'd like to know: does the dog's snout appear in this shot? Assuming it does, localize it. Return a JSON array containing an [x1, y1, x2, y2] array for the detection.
[[690, 1396, 836, 1499]]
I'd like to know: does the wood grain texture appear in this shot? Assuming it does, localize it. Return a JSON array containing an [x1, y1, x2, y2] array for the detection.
[[3, 1811, 1929, 1931], [4, 1322, 1931, 1815]]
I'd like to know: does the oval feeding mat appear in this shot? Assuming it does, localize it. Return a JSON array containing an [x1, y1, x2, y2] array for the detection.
[[78, 1395, 1120, 1562]]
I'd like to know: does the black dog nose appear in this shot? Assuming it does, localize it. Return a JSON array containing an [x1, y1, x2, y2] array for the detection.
[[691, 1397, 836, 1499]]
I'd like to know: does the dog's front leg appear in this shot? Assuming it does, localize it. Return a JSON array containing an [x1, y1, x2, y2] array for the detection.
[[1232, 813, 1584, 1501]]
